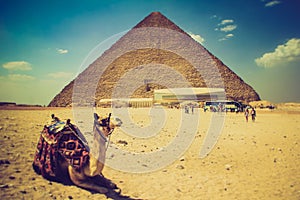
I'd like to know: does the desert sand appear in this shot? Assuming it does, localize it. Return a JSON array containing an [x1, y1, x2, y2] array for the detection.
[[0, 106, 299, 199]]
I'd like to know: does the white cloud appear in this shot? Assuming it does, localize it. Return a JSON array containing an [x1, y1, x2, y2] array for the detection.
[[48, 71, 73, 79], [215, 18, 237, 41], [219, 19, 234, 25], [255, 38, 300, 68], [218, 34, 235, 42], [57, 48, 69, 54], [8, 74, 35, 81], [226, 33, 234, 38], [220, 25, 237, 32], [2, 61, 32, 71], [188, 32, 205, 44], [265, 0, 281, 7]]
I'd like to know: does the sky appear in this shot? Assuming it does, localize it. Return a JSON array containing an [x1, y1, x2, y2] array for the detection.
[[0, 0, 300, 105]]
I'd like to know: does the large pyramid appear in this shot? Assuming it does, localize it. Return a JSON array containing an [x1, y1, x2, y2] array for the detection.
[[49, 12, 260, 107]]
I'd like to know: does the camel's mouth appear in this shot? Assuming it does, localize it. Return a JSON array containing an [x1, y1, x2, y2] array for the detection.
[[110, 116, 123, 127], [108, 128, 114, 135]]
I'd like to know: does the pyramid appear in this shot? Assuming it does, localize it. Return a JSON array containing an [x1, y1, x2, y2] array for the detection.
[[48, 12, 260, 107]]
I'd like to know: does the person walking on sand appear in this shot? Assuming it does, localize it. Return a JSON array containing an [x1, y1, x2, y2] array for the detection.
[[251, 108, 256, 122], [244, 108, 249, 122]]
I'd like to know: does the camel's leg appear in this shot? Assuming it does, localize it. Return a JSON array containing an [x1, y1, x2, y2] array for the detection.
[[55, 155, 73, 185], [68, 166, 108, 194], [91, 174, 118, 189]]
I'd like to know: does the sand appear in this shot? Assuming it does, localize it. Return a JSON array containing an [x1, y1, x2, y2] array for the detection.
[[0, 106, 299, 199]]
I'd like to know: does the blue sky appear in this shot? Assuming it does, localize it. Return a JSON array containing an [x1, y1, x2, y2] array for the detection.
[[0, 0, 299, 105]]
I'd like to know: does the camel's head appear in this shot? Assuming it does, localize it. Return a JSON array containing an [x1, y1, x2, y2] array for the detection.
[[94, 113, 117, 137]]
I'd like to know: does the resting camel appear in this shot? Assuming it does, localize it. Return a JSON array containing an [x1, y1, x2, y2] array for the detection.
[[32, 113, 118, 194]]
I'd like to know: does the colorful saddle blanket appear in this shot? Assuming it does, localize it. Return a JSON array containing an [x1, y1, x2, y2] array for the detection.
[[33, 121, 90, 179]]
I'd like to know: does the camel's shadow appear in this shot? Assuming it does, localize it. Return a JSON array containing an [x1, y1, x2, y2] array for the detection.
[[104, 188, 141, 200], [57, 174, 140, 200], [34, 165, 139, 200], [58, 178, 140, 200], [90, 173, 141, 199]]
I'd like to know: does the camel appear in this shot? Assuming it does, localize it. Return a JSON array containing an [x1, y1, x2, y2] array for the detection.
[[32, 113, 119, 194]]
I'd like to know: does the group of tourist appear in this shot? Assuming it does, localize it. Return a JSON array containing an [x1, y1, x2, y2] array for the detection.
[[244, 107, 256, 122], [184, 105, 194, 114]]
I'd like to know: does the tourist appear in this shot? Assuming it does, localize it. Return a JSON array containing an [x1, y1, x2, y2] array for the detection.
[[251, 108, 256, 122], [185, 105, 189, 114], [244, 108, 249, 122]]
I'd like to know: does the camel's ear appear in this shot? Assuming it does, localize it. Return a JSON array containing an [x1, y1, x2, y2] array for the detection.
[[94, 113, 99, 120], [107, 113, 112, 125]]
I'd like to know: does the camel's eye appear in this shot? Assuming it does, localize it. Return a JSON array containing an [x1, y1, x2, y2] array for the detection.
[[100, 118, 108, 126]]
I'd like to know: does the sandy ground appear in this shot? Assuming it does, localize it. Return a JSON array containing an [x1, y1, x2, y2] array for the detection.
[[0, 106, 299, 199]]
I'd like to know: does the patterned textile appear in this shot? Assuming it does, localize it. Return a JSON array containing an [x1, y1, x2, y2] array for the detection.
[[33, 121, 90, 179], [33, 126, 59, 179], [57, 126, 89, 171]]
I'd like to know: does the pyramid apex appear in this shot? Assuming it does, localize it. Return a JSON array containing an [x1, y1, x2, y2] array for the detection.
[[149, 11, 163, 16], [133, 12, 187, 35]]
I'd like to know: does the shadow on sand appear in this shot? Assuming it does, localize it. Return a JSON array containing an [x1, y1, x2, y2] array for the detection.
[[104, 188, 142, 200]]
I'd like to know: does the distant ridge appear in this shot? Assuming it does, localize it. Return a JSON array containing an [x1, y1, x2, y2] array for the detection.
[[0, 102, 43, 108], [49, 12, 260, 107]]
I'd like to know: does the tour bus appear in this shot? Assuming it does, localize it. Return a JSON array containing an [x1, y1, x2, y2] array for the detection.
[[204, 100, 242, 112]]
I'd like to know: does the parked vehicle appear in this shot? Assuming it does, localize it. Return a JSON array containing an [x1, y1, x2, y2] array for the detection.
[[204, 100, 242, 112]]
